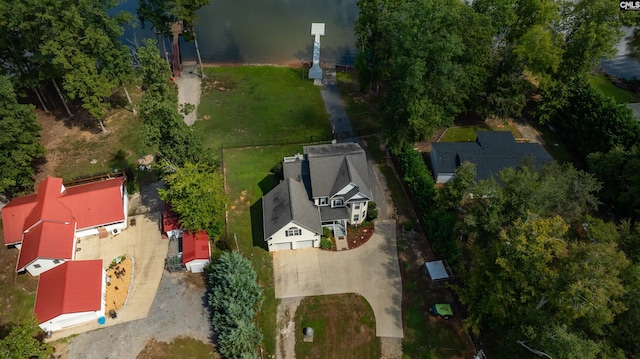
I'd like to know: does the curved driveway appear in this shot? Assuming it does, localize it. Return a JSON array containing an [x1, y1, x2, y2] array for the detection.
[[272, 219, 403, 338]]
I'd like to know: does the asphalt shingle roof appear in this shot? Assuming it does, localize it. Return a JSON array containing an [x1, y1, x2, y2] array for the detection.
[[432, 131, 553, 181], [304, 142, 371, 199], [262, 178, 321, 240]]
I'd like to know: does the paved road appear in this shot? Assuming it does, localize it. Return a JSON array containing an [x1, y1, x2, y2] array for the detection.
[[273, 219, 403, 338]]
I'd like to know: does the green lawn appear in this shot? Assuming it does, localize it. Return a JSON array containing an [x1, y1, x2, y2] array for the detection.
[[295, 294, 381, 359], [440, 126, 488, 142], [136, 337, 219, 359], [196, 67, 332, 149], [223, 144, 307, 357], [589, 74, 640, 104]]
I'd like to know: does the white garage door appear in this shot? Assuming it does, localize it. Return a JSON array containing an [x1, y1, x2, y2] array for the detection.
[[273, 242, 292, 251], [296, 240, 314, 249]]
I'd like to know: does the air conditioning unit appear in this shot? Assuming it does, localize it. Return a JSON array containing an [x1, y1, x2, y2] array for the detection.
[[111, 228, 121, 236]]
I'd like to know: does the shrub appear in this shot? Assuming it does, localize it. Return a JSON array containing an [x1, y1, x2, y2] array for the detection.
[[366, 201, 379, 221], [320, 237, 333, 250], [402, 220, 413, 232]]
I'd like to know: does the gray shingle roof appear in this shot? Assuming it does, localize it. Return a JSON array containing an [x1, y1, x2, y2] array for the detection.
[[262, 178, 321, 241], [319, 206, 349, 221], [432, 131, 553, 181], [304, 142, 371, 199]]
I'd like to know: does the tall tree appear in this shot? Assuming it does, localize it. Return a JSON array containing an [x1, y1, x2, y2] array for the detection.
[[158, 161, 226, 237], [0, 76, 45, 197], [356, 0, 491, 151], [208, 251, 263, 359], [0, 317, 53, 359], [0, 0, 133, 130]]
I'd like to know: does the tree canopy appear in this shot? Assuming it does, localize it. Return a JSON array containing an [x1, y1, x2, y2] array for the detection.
[[0, 317, 53, 359], [0, 76, 45, 197], [208, 251, 263, 359], [158, 161, 226, 237], [0, 0, 133, 123]]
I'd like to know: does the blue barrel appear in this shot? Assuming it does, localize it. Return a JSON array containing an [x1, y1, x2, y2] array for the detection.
[[98, 317, 106, 325]]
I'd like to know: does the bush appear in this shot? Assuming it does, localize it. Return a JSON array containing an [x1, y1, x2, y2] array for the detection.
[[320, 237, 333, 250], [402, 220, 413, 232], [366, 201, 379, 221]]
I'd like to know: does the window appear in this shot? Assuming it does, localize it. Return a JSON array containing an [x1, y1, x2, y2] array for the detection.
[[354, 215, 359, 222], [286, 227, 302, 237], [354, 204, 361, 210], [33, 264, 41, 269], [333, 199, 343, 207], [53, 259, 61, 264], [362, 210, 366, 218], [319, 197, 329, 206]]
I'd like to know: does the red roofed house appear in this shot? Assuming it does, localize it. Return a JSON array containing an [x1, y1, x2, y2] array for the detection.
[[34, 260, 106, 333], [1, 176, 128, 276], [162, 205, 210, 273], [182, 231, 211, 273]]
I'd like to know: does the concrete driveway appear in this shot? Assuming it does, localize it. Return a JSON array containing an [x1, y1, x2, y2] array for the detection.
[[48, 212, 168, 340], [273, 219, 403, 338]]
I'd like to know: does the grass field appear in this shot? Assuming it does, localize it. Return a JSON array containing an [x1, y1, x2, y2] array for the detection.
[[196, 66, 332, 149], [223, 144, 307, 356], [136, 337, 219, 359], [589, 74, 640, 103], [295, 294, 381, 359]]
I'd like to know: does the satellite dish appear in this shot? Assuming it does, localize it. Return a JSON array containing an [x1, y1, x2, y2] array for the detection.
[[331, 139, 337, 145]]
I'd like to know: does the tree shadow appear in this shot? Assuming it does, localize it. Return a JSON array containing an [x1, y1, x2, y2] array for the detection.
[[250, 198, 267, 251]]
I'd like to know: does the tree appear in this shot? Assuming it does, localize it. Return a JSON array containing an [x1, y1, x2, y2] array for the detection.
[[208, 252, 263, 359], [0, 0, 134, 131], [158, 161, 226, 237], [356, 0, 491, 150], [135, 39, 211, 166], [588, 146, 640, 220], [0, 317, 52, 359], [538, 80, 640, 162], [0, 76, 45, 197]]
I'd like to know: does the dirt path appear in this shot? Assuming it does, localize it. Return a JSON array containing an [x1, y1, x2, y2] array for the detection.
[[175, 64, 202, 126], [275, 297, 302, 359]]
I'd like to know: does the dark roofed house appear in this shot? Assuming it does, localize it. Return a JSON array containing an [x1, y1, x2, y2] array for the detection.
[[430, 131, 553, 184], [262, 142, 372, 251]]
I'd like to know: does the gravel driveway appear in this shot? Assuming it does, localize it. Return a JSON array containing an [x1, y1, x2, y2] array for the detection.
[[64, 272, 212, 359]]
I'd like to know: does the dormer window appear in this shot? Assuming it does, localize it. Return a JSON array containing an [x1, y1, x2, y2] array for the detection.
[[333, 199, 343, 207], [286, 227, 302, 237], [319, 197, 329, 206]]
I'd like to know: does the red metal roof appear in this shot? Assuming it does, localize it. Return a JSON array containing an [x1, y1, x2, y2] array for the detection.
[[34, 260, 103, 324], [182, 231, 210, 264], [57, 178, 125, 229], [1, 194, 38, 245], [162, 203, 181, 233], [16, 221, 76, 271], [1, 176, 125, 246]]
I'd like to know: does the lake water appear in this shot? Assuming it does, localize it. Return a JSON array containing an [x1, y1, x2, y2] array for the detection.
[[113, 0, 640, 79], [112, 0, 359, 65]]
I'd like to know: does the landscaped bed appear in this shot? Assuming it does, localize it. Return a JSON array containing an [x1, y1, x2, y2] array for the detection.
[[105, 256, 133, 316]]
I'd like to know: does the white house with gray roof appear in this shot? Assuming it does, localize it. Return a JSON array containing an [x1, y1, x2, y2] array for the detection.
[[262, 142, 372, 251]]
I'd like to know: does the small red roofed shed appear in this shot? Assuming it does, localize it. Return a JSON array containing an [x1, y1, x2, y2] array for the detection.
[[34, 260, 105, 333], [181, 231, 211, 273]]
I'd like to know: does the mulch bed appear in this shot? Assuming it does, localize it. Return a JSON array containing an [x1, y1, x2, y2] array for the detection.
[[323, 222, 375, 251]]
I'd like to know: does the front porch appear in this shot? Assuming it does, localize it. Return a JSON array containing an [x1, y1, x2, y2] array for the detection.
[[322, 220, 348, 250]]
